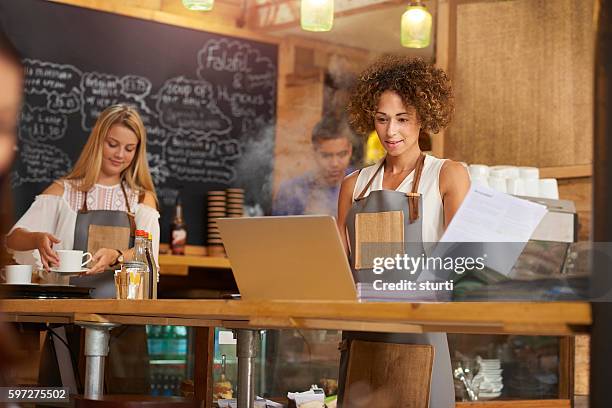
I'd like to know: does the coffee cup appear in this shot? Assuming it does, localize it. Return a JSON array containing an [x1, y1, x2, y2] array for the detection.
[[2, 264, 33, 284], [56, 250, 93, 272]]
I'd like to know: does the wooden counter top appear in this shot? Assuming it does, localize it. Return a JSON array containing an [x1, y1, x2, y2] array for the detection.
[[0, 299, 591, 335]]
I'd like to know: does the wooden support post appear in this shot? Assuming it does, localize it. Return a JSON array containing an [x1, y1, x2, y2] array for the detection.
[[194, 327, 215, 408]]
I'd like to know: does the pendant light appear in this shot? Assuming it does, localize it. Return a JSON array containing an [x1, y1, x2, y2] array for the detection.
[[301, 0, 334, 32], [182, 0, 214, 11], [401, 1, 432, 48]]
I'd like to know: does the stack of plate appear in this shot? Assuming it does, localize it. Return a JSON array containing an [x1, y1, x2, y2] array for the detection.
[[207, 191, 226, 257], [476, 357, 503, 400], [226, 188, 244, 218]]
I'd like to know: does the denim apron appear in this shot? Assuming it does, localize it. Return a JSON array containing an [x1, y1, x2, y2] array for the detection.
[[72, 182, 150, 392], [338, 154, 454, 408], [69, 182, 135, 298], [44, 182, 149, 394]]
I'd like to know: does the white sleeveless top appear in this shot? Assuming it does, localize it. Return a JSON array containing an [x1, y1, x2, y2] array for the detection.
[[9, 179, 160, 269], [352, 155, 447, 243], [62, 180, 139, 213]]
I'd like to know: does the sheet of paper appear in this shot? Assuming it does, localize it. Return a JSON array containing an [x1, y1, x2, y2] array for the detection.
[[434, 184, 548, 276], [440, 184, 547, 243]]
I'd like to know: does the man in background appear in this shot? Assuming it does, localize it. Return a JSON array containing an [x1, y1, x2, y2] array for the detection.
[[273, 115, 354, 217]]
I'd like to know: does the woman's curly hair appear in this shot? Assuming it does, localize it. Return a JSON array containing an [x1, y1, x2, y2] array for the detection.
[[347, 56, 454, 136]]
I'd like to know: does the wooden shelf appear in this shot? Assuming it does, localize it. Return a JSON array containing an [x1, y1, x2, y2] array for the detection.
[[159, 254, 230, 269], [538, 164, 592, 179], [158, 254, 231, 276]]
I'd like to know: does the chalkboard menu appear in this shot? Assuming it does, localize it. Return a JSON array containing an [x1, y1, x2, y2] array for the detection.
[[0, 0, 277, 245]]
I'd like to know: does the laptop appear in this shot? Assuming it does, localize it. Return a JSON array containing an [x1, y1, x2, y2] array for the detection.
[[217, 215, 357, 301]]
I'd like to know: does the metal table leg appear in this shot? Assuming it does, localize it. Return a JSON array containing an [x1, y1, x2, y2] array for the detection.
[[76, 321, 120, 400], [236, 329, 260, 408]]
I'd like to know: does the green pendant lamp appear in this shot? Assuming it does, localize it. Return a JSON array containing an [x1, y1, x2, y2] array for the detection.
[[301, 0, 334, 32], [182, 0, 214, 11], [401, 1, 432, 48]]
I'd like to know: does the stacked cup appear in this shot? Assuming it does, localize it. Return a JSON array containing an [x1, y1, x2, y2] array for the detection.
[[488, 167, 508, 193], [226, 188, 245, 218], [519, 167, 540, 197], [207, 191, 226, 257], [468, 165, 489, 187]]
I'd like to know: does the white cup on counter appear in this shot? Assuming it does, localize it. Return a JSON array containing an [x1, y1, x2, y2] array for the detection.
[[470, 176, 489, 188], [2, 264, 33, 284], [488, 167, 508, 179], [488, 177, 507, 193], [523, 179, 540, 197], [519, 167, 539, 179], [469, 164, 489, 180], [539, 179, 559, 199], [506, 178, 526, 195], [56, 250, 93, 272]]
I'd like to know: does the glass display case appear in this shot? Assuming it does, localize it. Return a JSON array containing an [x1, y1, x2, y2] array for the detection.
[[146, 326, 569, 403], [146, 325, 191, 396]]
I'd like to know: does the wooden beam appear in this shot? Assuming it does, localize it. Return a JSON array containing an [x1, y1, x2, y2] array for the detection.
[[49, 0, 281, 44], [540, 164, 592, 179], [248, 0, 405, 32], [558, 336, 574, 399], [74, 313, 224, 327], [434, 0, 451, 157], [1, 314, 71, 324]]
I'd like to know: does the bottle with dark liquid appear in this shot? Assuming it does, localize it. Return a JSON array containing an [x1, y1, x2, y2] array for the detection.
[[146, 231, 158, 299], [170, 196, 187, 255]]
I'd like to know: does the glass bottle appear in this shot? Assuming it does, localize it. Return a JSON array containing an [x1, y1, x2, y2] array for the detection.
[[170, 196, 187, 255], [145, 231, 158, 298]]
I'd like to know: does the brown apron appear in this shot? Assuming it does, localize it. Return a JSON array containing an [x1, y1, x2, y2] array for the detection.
[[338, 154, 455, 408]]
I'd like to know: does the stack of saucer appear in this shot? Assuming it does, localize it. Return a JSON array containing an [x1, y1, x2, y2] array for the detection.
[[207, 191, 226, 257], [226, 188, 244, 218], [475, 357, 503, 400]]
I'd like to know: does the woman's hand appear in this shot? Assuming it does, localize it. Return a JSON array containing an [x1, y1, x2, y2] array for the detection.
[[87, 248, 119, 275], [34, 232, 61, 271]]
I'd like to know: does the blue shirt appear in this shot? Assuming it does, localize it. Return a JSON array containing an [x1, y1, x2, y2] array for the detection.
[[272, 171, 341, 217]]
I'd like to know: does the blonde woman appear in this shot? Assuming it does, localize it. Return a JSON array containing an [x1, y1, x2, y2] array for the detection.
[[7, 104, 159, 281]]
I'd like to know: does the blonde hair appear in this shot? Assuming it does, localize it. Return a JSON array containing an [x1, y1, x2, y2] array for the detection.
[[64, 104, 158, 207]]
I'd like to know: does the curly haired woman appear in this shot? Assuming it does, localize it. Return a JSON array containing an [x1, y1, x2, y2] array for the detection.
[[336, 56, 470, 407]]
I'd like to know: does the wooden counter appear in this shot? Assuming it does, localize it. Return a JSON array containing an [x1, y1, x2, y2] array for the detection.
[[1, 300, 590, 408], [0, 299, 591, 335]]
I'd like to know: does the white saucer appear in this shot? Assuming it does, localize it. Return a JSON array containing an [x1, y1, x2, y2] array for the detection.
[[50, 267, 89, 274], [2, 282, 36, 285]]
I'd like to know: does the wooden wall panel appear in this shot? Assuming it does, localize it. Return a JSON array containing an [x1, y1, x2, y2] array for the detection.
[[574, 334, 589, 396], [446, 0, 594, 167]]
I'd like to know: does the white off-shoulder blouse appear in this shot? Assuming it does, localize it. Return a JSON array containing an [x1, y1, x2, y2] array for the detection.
[[9, 180, 160, 269]]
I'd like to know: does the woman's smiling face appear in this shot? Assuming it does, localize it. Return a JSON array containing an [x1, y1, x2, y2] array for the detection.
[[374, 90, 421, 157], [100, 124, 139, 179]]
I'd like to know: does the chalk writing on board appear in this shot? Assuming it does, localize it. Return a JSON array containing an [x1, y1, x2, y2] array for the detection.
[[155, 76, 232, 137], [19, 104, 68, 142], [12, 140, 72, 187], [198, 39, 276, 121], [23, 59, 82, 96], [165, 134, 238, 182], [16, 38, 275, 189]]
